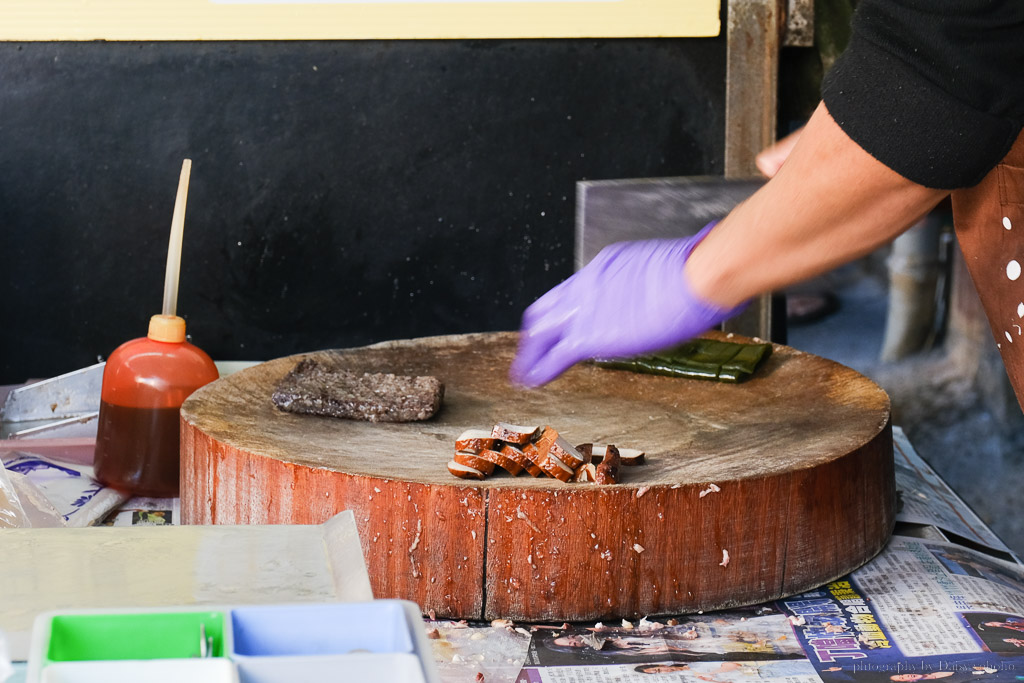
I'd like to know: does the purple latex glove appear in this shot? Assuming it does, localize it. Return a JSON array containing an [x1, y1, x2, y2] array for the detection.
[[510, 222, 746, 387]]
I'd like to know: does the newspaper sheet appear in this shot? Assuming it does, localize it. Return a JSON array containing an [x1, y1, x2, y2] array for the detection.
[[504, 535, 1024, 683], [514, 608, 820, 683], [777, 535, 1024, 683], [892, 428, 1011, 555], [100, 496, 180, 526]]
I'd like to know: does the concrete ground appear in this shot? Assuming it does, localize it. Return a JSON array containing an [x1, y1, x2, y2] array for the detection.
[[786, 259, 1024, 558]]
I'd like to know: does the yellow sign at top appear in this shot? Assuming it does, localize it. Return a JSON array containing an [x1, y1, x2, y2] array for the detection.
[[3, 0, 719, 41]]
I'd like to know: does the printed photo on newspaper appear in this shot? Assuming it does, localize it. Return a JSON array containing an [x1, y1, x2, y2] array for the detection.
[[514, 606, 820, 682], [778, 536, 1024, 683], [100, 496, 180, 526]]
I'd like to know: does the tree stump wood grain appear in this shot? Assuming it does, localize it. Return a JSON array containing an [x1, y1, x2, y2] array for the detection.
[[181, 331, 894, 622]]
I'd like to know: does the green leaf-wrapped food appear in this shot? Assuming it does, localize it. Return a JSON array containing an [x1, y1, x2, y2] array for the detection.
[[596, 338, 772, 383]]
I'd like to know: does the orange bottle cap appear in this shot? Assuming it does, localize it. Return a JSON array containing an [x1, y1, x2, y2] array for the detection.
[[148, 314, 187, 343]]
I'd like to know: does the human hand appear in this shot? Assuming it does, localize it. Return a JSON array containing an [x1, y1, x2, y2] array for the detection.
[[755, 127, 803, 178], [510, 223, 746, 387]]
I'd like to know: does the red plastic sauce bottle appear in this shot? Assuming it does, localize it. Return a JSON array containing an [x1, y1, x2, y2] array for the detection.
[[93, 314, 219, 498]]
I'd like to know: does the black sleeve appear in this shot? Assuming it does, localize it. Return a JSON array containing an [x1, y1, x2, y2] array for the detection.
[[821, 0, 1024, 190]]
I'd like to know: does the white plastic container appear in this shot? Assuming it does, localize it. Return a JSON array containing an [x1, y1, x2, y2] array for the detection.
[[41, 659, 237, 683], [26, 601, 438, 683], [235, 653, 425, 683]]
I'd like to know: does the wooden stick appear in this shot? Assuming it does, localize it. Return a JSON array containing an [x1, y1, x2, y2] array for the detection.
[[162, 159, 192, 317]]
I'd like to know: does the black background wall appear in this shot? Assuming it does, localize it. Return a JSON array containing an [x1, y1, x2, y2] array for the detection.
[[0, 37, 726, 383]]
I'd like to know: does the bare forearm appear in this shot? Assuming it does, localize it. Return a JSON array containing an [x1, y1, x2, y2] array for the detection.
[[686, 102, 949, 308]]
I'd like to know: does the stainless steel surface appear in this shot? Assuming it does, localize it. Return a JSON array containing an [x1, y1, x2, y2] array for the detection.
[[575, 175, 780, 341], [575, 176, 765, 269], [0, 360, 256, 440], [2, 413, 99, 440], [0, 363, 104, 423]]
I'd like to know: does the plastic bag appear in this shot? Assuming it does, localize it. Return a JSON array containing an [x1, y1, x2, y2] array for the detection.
[[1, 451, 125, 527], [0, 458, 66, 528]]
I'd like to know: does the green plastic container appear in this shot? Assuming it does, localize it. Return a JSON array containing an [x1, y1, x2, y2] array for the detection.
[[46, 611, 225, 663]]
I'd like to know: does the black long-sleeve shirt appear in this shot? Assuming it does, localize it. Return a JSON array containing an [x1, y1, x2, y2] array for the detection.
[[821, 0, 1024, 190]]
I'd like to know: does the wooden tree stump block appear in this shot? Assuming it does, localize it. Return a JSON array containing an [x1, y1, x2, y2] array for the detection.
[[181, 331, 894, 622]]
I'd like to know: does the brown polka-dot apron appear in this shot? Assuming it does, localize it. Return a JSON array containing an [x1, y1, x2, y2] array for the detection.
[[952, 129, 1024, 409]]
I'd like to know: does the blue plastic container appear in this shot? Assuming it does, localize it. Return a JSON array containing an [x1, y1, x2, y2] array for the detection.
[[230, 602, 415, 657]]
